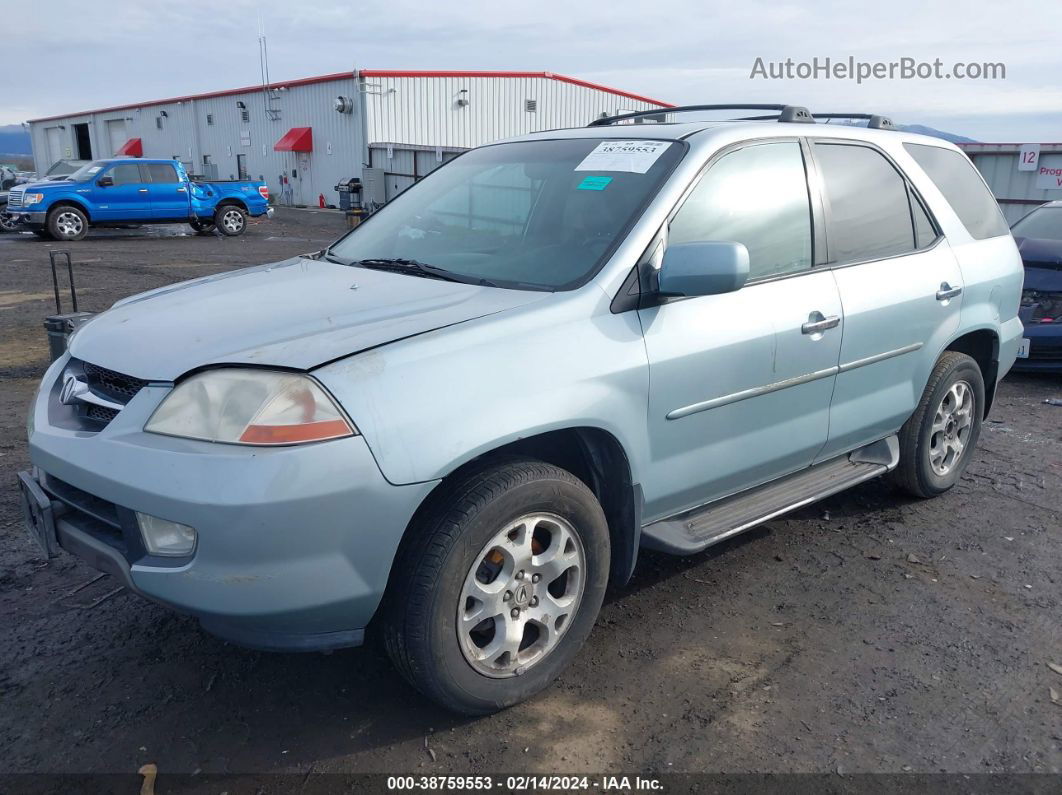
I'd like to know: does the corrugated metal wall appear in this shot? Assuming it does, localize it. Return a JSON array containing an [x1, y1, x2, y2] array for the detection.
[[28, 73, 666, 210], [965, 147, 1062, 224], [28, 76, 365, 209], [363, 75, 661, 150]]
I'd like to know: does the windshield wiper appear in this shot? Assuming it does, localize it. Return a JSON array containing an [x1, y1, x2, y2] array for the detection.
[[354, 258, 497, 287], [318, 249, 350, 266]]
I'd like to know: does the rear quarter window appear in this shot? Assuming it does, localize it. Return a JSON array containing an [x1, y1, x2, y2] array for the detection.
[[903, 143, 1009, 240]]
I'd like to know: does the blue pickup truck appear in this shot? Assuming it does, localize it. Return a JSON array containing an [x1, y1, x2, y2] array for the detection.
[[4, 158, 272, 240]]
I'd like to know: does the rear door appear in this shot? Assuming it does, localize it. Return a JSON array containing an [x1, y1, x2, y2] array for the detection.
[[638, 139, 843, 521], [92, 162, 150, 221], [143, 162, 190, 220], [810, 140, 964, 460]]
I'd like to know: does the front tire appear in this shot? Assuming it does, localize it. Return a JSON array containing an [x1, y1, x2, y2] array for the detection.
[[382, 459, 610, 715], [892, 352, 984, 498], [47, 206, 88, 241], [214, 205, 247, 236]]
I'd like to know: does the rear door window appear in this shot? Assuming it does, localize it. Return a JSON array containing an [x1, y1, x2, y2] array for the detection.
[[903, 143, 1009, 240], [813, 142, 916, 263]]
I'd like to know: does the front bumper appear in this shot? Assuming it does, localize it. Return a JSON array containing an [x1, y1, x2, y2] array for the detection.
[[1012, 322, 1062, 372], [5, 210, 46, 226], [25, 355, 437, 651]]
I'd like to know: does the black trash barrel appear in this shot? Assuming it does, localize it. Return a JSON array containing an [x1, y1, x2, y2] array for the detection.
[[44, 312, 94, 362]]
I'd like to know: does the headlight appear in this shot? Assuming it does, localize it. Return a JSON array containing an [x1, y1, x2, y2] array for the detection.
[[145, 369, 356, 446], [22, 193, 44, 205]]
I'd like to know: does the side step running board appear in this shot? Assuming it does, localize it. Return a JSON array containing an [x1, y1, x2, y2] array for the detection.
[[641, 436, 899, 555]]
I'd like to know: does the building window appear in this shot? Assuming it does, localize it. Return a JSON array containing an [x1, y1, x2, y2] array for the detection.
[[155, 116, 163, 130], [240, 109, 250, 123], [525, 99, 537, 113], [206, 113, 214, 126]]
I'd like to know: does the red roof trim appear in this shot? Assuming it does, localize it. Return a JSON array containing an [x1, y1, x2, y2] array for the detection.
[[27, 69, 671, 122], [27, 72, 355, 123], [359, 70, 673, 108]]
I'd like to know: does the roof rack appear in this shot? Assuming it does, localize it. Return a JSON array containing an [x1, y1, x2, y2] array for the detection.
[[588, 104, 815, 127], [812, 113, 894, 130]]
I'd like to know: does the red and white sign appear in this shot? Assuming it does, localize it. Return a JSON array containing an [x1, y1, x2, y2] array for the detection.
[[1035, 155, 1062, 190]]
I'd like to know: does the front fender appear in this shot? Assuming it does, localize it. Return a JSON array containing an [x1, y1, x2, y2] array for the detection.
[[38, 193, 93, 219], [314, 286, 652, 487]]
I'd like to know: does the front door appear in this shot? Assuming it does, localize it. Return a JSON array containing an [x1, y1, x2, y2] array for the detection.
[[143, 162, 190, 220], [638, 139, 843, 521], [809, 140, 964, 460], [92, 162, 150, 221]]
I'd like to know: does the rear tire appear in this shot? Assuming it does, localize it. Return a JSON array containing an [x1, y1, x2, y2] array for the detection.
[[47, 206, 88, 241], [382, 459, 610, 715], [214, 205, 247, 236], [892, 352, 984, 498]]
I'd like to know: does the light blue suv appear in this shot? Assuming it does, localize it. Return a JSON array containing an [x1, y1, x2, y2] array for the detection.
[[18, 105, 1024, 714]]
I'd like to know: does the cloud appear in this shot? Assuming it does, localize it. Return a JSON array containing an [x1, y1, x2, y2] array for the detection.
[[5, 0, 1061, 140]]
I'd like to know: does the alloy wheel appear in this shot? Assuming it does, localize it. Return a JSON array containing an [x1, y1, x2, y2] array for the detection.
[[929, 380, 974, 476], [457, 513, 585, 678]]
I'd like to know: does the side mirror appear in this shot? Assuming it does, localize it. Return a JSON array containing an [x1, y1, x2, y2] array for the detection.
[[657, 241, 750, 297], [97, 176, 113, 187]]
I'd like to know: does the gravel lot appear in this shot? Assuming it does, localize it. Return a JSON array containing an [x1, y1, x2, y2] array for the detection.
[[1, 211, 1060, 783]]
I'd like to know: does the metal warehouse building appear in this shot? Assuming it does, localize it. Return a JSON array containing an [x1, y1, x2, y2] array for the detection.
[[960, 142, 1062, 224], [26, 70, 671, 208]]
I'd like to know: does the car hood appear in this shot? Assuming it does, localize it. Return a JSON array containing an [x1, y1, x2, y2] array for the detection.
[[70, 257, 549, 381], [1015, 236, 1062, 269]]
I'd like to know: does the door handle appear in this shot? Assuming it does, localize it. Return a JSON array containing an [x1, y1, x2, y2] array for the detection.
[[137, 188, 149, 193], [936, 282, 962, 301], [801, 313, 840, 335]]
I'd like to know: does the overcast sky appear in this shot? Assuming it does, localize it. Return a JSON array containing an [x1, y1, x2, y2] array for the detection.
[[5, 0, 1061, 140]]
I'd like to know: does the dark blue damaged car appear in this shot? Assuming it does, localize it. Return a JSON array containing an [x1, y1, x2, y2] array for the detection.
[[1011, 201, 1062, 372]]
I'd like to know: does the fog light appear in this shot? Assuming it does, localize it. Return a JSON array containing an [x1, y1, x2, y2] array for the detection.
[[136, 512, 197, 557]]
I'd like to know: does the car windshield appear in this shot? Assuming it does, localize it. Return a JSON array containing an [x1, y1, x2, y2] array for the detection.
[[329, 138, 684, 291], [65, 161, 108, 182], [45, 159, 90, 178], [1011, 206, 1062, 241]]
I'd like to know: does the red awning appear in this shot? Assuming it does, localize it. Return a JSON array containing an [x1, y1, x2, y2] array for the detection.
[[116, 138, 143, 157], [274, 127, 313, 152]]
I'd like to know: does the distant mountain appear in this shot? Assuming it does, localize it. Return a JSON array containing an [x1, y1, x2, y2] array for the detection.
[[827, 119, 975, 143], [895, 124, 976, 144], [0, 124, 32, 155]]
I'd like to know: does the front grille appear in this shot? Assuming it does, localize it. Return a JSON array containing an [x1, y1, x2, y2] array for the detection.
[[83, 361, 148, 404], [7, 188, 23, 208], [85, 404, 120, 424], [1028, 341, 1062, 361]]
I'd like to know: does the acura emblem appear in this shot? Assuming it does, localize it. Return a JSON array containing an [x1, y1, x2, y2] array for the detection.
[[59, 374, 88, 406]]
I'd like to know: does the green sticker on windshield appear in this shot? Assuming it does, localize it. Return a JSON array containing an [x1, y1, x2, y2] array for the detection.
[[577, 175, 613, 191]]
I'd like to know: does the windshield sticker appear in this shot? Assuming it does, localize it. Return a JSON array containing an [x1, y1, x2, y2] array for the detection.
[[575, 140, 672, 174], [577, 175, 613, 191], [86, 167, 102, 174]]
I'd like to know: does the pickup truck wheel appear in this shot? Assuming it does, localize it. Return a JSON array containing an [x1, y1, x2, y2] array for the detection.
[[214, 205, 247, 236], [48, 206, 88, 241], [0, 214, 19, 233], [892, 352, 984, 498], [189, 220, 216, 235], [382, 459, 610, 715]]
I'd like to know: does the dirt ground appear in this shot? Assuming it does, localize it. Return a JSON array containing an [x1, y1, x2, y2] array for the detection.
[[0, 211, 1060, 784]]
